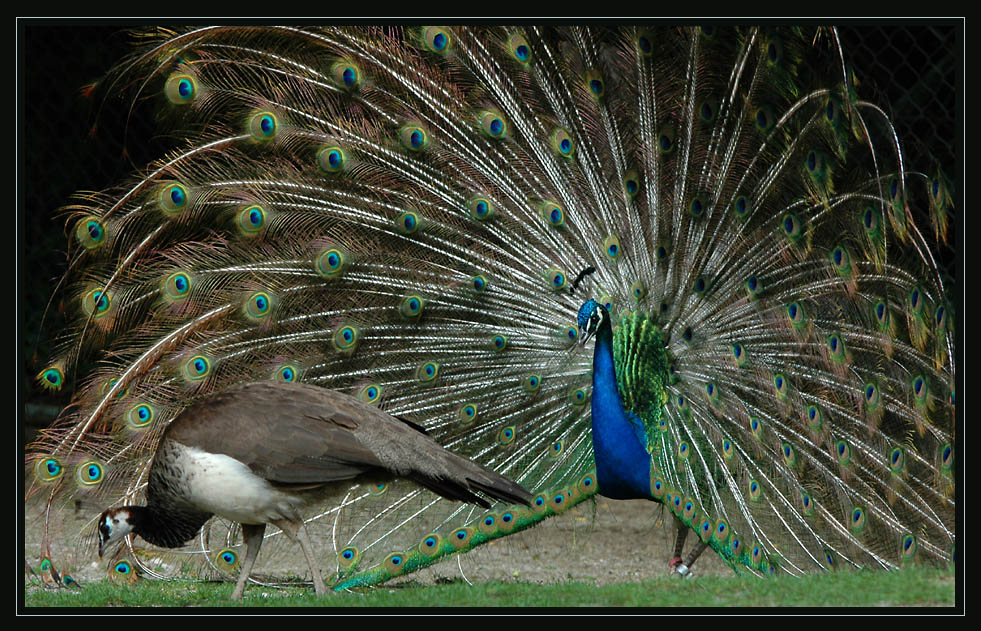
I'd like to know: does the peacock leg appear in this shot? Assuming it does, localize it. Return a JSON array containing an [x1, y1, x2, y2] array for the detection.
[[673, 540, 709, 578], [668, 516, 688, 569], [231, 523, 266, 600], [272, 518, 328, 595]]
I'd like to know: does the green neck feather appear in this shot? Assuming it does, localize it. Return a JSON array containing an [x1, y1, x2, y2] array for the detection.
[[611, 311, 671, 454]]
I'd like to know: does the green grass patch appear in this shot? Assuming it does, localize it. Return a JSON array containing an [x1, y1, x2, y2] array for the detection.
[[25, 566, 955, 608]]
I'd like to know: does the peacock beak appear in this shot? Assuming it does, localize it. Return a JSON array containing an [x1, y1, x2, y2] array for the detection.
[[579, 328, 594, 346]]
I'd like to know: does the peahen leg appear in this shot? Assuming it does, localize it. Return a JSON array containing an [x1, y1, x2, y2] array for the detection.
[[231, 523, 265, 601], [272, 518, 328, 595]]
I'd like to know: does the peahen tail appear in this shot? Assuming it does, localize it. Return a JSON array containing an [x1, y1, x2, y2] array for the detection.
[[26, 25, 956, 589]]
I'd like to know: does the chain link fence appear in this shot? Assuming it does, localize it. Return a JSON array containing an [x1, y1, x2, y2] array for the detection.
[[839, 25, 958, 282]]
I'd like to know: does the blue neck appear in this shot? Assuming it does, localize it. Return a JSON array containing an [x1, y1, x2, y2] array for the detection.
[[589, 322, 654, 500]]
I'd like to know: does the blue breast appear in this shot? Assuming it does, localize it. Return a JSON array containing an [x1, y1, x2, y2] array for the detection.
[[589, 324, 654, 500]]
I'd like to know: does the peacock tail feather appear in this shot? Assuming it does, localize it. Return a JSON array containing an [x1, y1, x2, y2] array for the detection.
[[25, 24, 956, 589]]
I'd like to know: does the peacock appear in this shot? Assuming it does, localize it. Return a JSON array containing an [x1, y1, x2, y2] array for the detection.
[[25, 24, 957, 592]]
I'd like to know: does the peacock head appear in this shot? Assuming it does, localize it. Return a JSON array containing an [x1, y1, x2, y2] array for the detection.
[[97, 507, 137, 558], [577, 299, 609, 346]]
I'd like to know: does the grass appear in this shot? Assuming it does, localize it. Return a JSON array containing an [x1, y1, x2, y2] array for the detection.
[[24, 566, 956, 609]]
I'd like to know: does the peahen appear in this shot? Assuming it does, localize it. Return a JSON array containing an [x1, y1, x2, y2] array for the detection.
[[26, 25, 956, 591], [93, 380, 533, 599]]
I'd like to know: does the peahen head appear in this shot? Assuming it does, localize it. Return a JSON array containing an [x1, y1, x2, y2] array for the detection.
[[97, 507, 138, 558], [577, 299, 609, 346]]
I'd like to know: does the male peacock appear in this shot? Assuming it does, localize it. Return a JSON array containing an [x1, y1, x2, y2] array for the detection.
[[26, 25, 956, 591]]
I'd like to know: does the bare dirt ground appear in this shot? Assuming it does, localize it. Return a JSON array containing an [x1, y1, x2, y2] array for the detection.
[[406, 497, 732, 587], [25, 494, 731, 590]]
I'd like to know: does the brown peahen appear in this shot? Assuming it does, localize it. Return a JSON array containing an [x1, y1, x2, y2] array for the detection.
[[26, 25, 956, 591], [92, 380, 532, 599]]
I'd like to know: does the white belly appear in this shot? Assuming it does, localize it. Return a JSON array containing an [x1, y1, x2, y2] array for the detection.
[[172, 442, 309, 525]]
